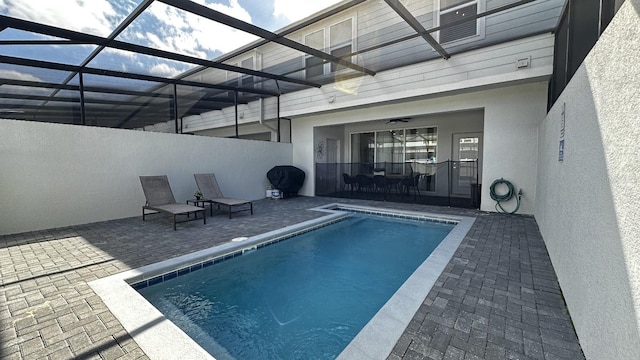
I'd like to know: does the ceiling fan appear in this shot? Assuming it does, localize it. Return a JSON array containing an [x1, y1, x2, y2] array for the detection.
[[386, 117, 411, 124]]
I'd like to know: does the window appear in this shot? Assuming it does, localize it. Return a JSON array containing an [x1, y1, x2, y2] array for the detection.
[[438, 0, 479, 43], [350, 127, 438, 172], [376, 129, 404, 163], [350, 132, 375, 164], [329, 19, 353, 73], [240, 57, 254, 90], [304, 18, 355, 78], [227, 56, 254, 98], [304, 29, 324, 80]]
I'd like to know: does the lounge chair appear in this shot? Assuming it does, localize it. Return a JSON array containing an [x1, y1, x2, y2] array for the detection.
[[139, 175, 206, 230], [194, 173, 253, 218]]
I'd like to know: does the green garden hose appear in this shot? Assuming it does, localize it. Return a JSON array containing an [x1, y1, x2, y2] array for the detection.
[[489, 178, 521, 214]]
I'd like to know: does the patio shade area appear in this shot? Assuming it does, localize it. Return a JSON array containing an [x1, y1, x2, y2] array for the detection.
[[0, 0, 543, 130], [0, 197, 584, 359]]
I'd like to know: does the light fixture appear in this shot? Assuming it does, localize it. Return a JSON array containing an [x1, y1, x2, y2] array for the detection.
[[386, 117, 411, 124]]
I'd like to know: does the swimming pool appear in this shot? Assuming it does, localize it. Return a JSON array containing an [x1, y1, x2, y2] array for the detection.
[[89, 204, 475, 360], [136, 212, 454, 359]]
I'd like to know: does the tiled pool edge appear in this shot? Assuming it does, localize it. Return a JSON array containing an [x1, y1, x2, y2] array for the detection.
[[88, 204, 475, 360], [88, 211, 347, 360], [337, 213, 475, 360]]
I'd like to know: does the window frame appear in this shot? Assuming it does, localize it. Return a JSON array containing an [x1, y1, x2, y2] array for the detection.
[[328, 17, 356, 74], [303, 16, 357, 79], [226, 54, 257, 97], [303, 28, 326, 80], [434, 0, 486, 45]]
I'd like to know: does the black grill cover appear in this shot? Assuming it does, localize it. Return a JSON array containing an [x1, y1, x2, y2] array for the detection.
[[267, 166, 305, 196]]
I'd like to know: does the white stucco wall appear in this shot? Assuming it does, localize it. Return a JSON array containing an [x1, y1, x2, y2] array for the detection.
[[535, 2, 640, 359], [0, 120, 292, 236], [292, 81, 547, 215]]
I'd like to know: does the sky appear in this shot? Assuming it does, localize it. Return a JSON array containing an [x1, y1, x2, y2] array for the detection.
[[0, 0, 343, 83]]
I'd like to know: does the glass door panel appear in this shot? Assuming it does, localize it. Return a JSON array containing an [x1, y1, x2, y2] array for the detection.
[[452, 132, 482, 195], [405, 127, 437, 191], [375, 129, 403, 172], [350, 132, 374, 174]]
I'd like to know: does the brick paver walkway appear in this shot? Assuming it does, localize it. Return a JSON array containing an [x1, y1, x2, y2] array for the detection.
[[0, 197, 584, 359]]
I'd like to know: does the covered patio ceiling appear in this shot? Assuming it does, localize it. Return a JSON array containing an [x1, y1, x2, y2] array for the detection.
[[0, 0, 535, 130]]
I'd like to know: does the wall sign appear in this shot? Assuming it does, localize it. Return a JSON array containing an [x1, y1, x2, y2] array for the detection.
[[559, 102, 566, 162], [558, 139, 565, 162]]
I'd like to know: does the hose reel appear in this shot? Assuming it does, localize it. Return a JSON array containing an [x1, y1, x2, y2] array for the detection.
[[489, 178, 521, 214]]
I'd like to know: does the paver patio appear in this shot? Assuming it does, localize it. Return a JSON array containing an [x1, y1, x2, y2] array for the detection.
[[0, 197, 584, 360]]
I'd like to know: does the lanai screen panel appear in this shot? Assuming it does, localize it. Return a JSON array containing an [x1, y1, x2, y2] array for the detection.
[[0, 0, 564, 130]]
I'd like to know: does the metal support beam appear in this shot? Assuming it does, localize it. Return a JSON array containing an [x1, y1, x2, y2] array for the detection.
[[384, 0, 450, 59], [0, 92, 231, 107], [359, 0, 536, 58], [158, 0, 376, 76], [78, 72, 86, 125], [214, 0, 368, 64], [173, 84, 179, 134], [0, 40, 89, 45], [0, 15, 321, 90], [42, 0, 156, 107], [0, 78, 174, 98], [234, 91, 239, 138], [0, 55, 279, 97], [115, 97, 168, 128], [277, 95, 281, 143], [3, 104, 167, 115]]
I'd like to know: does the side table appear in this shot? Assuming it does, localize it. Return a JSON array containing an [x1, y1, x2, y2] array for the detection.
[[186, 198, 212, 217]]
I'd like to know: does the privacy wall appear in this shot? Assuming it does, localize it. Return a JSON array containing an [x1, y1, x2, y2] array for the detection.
[[0, 120, 292, 235], [535, 1, 640, 359]]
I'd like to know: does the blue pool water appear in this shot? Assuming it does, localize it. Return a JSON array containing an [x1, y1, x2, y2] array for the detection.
[[138, 213, 453, 359]]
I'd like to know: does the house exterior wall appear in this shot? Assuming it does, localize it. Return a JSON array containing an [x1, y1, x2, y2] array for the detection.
[[291, 81, 547, 215], [160, 0, 562, 135], [0, 120, 292, 236], [177, 33, 555, 134], [142, 0, 558, 216], [535, 1, 640, 359]]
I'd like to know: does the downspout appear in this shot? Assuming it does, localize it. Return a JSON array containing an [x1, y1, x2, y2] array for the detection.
[[258, 97, 277, 132], [259, 80, 281, 140]]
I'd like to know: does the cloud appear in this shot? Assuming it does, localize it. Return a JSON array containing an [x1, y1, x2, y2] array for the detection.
[[0, 70, 50, 95], [0, 0, 342, 80], [1, 0, 259, 60], [143, 0, 259, 58], [0, 0, 121, 37], [0, 69, 43, 82], [149, 63, 183, 78], [102, 47, 138, 60], [272, 0, 343, 23]]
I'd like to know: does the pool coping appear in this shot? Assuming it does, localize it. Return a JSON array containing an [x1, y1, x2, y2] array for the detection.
[[88, 204, 475, 360]]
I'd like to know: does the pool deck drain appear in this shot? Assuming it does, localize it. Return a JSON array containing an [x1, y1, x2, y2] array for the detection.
[[0, 197, 584, 360]]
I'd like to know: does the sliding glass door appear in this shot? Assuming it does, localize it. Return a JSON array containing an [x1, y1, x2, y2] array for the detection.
[[375, 130, 404, 173], [351, 127, 437, 172]]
